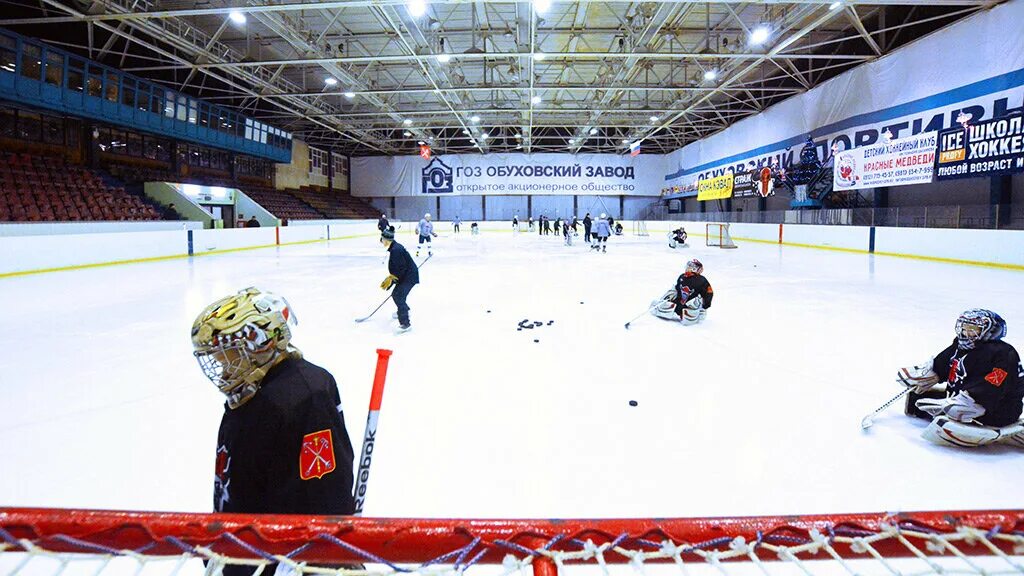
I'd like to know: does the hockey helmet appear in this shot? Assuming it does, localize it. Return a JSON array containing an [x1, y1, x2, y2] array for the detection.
[[685, 258, 703, 276], [955, 309, 1006, 350], [192, 287, 300, 408]]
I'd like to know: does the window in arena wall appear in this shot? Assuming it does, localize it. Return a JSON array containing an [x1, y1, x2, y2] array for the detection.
[[44, 51, 63, 87], [0, 35, 15, 74], [122, 77, 136, 108], [105, 71, 119, 103], [86, 65, 102, 97], [20, 44, 41, 81]]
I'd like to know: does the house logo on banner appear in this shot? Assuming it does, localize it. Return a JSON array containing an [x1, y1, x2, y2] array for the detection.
[[421, 157, 454, 194]]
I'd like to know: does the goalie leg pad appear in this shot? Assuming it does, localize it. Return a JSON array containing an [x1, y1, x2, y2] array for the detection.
[[680, 295, 705, 326], [922, 417, 1024, 448], [650, 289, 680, 320]]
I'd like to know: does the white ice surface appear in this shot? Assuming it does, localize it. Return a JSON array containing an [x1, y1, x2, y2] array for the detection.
[[1, 228, 1023, 522]]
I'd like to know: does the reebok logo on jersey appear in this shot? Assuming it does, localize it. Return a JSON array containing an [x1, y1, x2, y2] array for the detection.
[[300, 429, 336, 480], [985, 368, 1008, 387]]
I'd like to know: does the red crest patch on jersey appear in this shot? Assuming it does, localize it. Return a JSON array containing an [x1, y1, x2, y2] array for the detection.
[[215, 445, 230, 483], [985, 368, 1008, 387], [300, 429, 336, 480]]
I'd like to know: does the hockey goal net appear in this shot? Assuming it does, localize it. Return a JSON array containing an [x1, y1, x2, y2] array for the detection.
[[706, 223, 738, 249], [2, 508, 1023, 576]]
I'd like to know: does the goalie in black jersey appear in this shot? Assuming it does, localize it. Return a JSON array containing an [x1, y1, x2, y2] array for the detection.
[[897, 309, 1024, 448], [668, 227, 688, 249], [651, 259, 713, 325]]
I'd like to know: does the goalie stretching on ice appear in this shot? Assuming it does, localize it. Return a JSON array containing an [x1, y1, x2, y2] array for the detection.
[[897, 309, 1024, 447], [650, 259, 713, 326]]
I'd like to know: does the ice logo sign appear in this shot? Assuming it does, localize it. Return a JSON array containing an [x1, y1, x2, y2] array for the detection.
[[421, 158, 454, 194], [835, 153, 858, 188]]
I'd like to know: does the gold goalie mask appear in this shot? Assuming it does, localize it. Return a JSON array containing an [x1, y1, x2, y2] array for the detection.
[[191, 287, 300, 408]]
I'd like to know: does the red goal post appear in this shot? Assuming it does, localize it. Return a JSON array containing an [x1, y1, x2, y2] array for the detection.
[[705, 223, 738, 249], [2, 508, 1024, 575]]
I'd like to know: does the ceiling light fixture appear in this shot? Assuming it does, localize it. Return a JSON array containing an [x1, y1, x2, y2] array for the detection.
[[343, 91, 355, 99], [324, 77, 338, 86], [462, 129, 470, 135], [533, 0, 551, 15], [704, 69, 718, 81], [408, 0, 427, 17], [436, 53, 451, 64], [228, 11, 247, 25], [481, 133, 489, 139], [403, 119, 413, 126], [649, 116, 659, 122], [514, 133, 522, 139], [403, 131, 412, 137], [533, 52, 546, 61], [750, 25, 770, 45], [589, 128, 598, 135], [829, 1, 842, 9], [470, 115, 481, 123], [531, 95, 542, 104]]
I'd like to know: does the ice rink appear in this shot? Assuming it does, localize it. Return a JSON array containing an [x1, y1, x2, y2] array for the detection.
[[1, 225, 1023, 522]]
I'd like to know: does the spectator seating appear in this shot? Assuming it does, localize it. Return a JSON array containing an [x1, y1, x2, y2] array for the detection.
[[0, 153, 161, 222]]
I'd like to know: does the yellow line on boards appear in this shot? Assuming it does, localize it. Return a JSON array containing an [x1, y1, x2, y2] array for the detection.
[[0, 230, 382, 280]]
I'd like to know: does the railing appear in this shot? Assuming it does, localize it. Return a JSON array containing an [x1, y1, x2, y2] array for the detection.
[[654, 204, 1024, 230]]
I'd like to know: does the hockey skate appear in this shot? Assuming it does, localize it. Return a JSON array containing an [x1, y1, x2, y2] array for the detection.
[[395, 324, 412, 335]]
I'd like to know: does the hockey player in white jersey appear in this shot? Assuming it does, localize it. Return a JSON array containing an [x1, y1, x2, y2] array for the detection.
[[416, 213, 437, 257]]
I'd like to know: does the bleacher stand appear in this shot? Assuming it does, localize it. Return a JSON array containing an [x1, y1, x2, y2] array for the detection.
[[0, 153, 161, 222]]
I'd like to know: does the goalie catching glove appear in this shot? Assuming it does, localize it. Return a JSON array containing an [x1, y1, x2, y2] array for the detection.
[[896, 359, 940, 393], [380, 274, 399, 290]]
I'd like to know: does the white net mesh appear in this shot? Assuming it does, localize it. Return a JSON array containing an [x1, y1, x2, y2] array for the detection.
[[705, 224, 737, 249], [2, 509, 1023, 576]]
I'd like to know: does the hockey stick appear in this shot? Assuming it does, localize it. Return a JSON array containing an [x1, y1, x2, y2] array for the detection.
[[354, 254, 432, 323], [860, 388, 911, 430], [353, 348, 392, 515], [624, 304, 657, 329]]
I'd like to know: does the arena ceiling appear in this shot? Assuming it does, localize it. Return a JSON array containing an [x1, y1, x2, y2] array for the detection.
[[0, 0, 1000, 156]]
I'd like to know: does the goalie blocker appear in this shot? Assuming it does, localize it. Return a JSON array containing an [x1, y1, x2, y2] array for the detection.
[[896, 309, 1024, 447]]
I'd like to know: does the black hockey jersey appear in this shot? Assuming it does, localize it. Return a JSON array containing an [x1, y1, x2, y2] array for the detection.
[[387, 241, 419, 285], [214, 357, 356, 516], [675, 273, 713, 310], [930, 339, 1024, 427]]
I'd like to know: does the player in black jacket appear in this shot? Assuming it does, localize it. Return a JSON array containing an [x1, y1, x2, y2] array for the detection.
[[377, 214, 389, 233], [380, 227, 419, 334], [897, 309, 1024, 447], [192, 287, 356, 575], [651, 259, 713, 325]]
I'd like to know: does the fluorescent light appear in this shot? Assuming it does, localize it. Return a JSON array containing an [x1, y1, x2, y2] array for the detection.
[[408, 0, 427, 17], [418, 141, 425, 145], [621, 139, 630, 144], [531, 95, 542, 104], [589, 128, 598, 135], [343, 91, 355, 99], [533, 52, 546, 61], [514, 133, 522, 139], [568, 139, 575, 145], [324, 77, 338, 86], [704, 69, 718, 81], [750, 25, 770, 45], [228, 11, 246, 25], [403, 131, 412, 137], [403, 119, 413, 126], [533, 0, 551, 14], [436, 53, 451, 64], [481, 133, 489, 139], [470, 115, 480, 123], [649, 116, 659, 122], [829, 1, 842, 9], [462, 129, 470, 135]]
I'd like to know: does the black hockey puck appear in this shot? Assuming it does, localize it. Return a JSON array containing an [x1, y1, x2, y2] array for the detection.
[[547, 320, 554, 325], [580, 301, 584, 304], [517, 328, 522, 331], [487, 310, 491, 313], [533, 339, 539, 343], [629, 400, 638, 407]]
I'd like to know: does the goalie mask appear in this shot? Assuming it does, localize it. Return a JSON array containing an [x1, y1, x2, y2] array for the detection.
[[191, 287, 300, 408], [955, 309, 1006, 350], [685, 259, 703, 276]]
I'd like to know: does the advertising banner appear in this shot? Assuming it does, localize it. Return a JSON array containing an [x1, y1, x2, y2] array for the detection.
[[935, 113, 1024, 180], [697, 173, 734, 201], [833, 131, 937, 190], [351, 153, 666, 197]]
